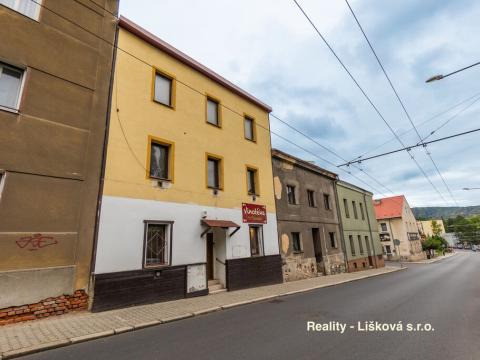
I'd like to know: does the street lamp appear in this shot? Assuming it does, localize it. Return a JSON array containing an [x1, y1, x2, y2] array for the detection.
[[426, 61, 480, 83], [463, 187, 480, 190]]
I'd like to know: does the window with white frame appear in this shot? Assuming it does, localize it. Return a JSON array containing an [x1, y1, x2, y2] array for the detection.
[[144, 221, 171, 267], [206, 97, 220, 126], [244, 116, 255, 141], [0, 171, 5, 201], [0, 0, 41, 20], [249, 225, 263, 256], [154, 71, 173, 107], [0, 62, 24, 111]]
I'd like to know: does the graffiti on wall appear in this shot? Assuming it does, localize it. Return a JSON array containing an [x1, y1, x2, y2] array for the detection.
[[16, 234, 58, 251]]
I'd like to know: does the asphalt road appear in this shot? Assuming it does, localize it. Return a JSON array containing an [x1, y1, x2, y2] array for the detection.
[[20, 251, 480, 360]]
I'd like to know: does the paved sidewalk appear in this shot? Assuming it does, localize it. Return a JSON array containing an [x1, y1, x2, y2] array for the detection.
[[0, 266, 403, 359], [408, 252, 458, 264]]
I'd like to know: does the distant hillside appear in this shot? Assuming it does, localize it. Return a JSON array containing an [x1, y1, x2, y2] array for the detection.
[[412, 206, 480, 219]]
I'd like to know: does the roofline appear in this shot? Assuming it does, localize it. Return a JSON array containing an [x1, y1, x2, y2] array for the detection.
[[337, 179, 373, 196], [271, 149, 338, 180], [118, 16, 272, 113]]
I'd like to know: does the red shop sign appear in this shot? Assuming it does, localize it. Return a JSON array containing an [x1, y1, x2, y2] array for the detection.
[[242, 203, 267, 224]]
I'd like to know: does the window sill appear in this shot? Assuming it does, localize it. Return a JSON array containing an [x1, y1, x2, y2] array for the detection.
[[144, 264, 171, 270], [152, 99, 175, 110], [205, 121, 222, 129], [245, 137, 257, 143], [0, 106, 19, 115], [207, 186, 223, 191], [149, 176, 172, 181]]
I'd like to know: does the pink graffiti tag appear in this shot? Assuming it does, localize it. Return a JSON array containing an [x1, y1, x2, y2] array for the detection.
[[16, 234, 58, 251]]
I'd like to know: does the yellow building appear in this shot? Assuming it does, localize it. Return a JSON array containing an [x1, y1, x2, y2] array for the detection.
[[417, 220, 446, 239], [92, 17, 282, 311]]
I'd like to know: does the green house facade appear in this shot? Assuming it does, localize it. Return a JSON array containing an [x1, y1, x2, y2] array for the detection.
[[335, 181, 385, 271]]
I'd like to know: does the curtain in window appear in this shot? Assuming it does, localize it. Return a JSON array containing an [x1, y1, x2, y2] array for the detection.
[[154, 73, 171, 106], [150, 143, 168, 179], [208, 159, 219, 188], [207, 99, 218, 125], [244, 118, 253, 139]]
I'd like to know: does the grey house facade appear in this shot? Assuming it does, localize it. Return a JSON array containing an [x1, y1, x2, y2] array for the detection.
[[272, 149, 346, 281]]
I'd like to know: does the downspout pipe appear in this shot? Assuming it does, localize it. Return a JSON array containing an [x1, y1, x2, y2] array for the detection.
[[363, 193, 378, 268], [90, 20, 120, 285], [334, 180, 349, 273]]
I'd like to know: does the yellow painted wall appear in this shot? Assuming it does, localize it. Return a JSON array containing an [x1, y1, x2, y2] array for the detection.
[[103, 28, 276, 211]]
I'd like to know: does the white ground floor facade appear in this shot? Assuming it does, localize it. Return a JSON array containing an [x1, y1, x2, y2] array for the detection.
[[92, 196, 283, 311]]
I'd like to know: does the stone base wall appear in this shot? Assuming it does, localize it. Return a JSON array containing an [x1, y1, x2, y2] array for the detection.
[[375, 255, 385, 268], [347, 257, 370, 272], [0, 290, 88, 326], [323, 253, 346, 275], [282, 255, 318, 282]]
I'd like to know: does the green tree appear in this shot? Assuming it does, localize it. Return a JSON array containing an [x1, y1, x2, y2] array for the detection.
[[431, 220, 442, 237]]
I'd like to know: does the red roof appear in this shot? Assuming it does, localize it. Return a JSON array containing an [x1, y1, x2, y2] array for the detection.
[[201, 219, 240, 228], [373, 195, 405, 220]]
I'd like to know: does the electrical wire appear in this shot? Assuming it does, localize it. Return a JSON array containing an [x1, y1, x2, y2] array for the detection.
[[349, 91, 480, 162], [20, 0, 466, 205], [343, 0, 458, 206], [292, 0, 449, 206]]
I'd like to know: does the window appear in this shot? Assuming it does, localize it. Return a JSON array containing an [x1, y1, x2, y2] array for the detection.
[[358, 235, 364, 254], [153, 71, 173, 107], [329, 232, 337, 248], [249, 225, 263, 256], [359, 202, 365, 220], [380, 223, 387, 232], [385, 245, 392, 255], [206, 97, 220, 126], [307, 190, 316, 207], [352, 201, 358, 219], [0, 0, 41, 20], [292, 232, 302, 252], [206, 154, 222, 189], [286, 185, 296, 205], [244, 116, 255, 141], [144, 222, 171, 267], [323, 193, 331, 210], [246, 167, 259, 195], [0, 62, 24, 111], [343, 199, 350, 218], [0, 171, 5, 201], [148, 138, 174, 181], [349, 235, 355, 255]]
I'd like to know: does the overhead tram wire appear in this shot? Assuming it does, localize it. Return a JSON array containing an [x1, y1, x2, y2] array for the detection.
[[292, 0, 450, 206], [337, 127, 480, 166], [25, 0, 400, 198], [343, 0, 457, 206], [415, 96, 480, 145], [348, 91, 480, 162], [270, 114, 397, 195]]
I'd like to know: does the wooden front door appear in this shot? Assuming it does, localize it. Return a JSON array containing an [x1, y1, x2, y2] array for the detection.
[[206, 232, 214, 280]]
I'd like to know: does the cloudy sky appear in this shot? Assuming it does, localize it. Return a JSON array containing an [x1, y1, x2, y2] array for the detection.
[[120, 0, 480, 207]]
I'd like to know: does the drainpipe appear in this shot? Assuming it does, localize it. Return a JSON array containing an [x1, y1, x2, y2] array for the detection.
[[388, 218, 397, 260], [90, 22, 120, 283], [363, 193, 378, 268], [334, 180, 349, 273]]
